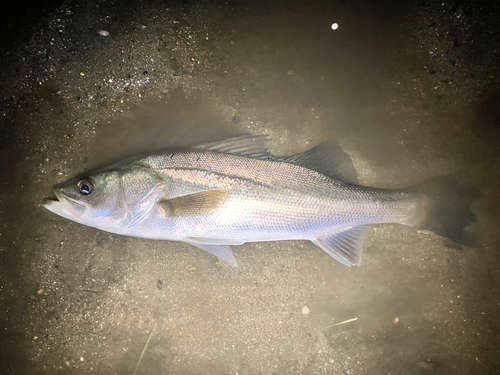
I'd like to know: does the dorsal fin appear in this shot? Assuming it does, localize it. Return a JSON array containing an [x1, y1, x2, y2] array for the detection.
[[195, 135, 358, 184], [194, 135, 272, 159], [281, 143, 358, 184]]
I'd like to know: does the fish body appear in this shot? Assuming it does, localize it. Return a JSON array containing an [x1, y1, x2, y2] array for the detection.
[[43, 135, 458, 267], [138, 151, 420, 240]]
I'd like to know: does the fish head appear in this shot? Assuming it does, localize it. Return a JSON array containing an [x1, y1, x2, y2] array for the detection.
[[43, 162, 166, 232]]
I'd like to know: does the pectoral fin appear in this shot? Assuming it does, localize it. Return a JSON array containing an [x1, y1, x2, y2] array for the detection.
[[313, 225, 370, 267], [184, 241, 239, 267], [159, 190, 229, 217]]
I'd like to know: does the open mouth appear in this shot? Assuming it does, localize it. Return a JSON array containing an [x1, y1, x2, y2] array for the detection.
[[43, 190, 87, 219]]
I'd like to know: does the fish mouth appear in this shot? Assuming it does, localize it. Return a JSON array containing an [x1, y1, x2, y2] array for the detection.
[[43, 190, 88, 219]]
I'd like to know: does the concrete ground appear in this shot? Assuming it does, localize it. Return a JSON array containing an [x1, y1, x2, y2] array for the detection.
[[1, 0, 500, 374]]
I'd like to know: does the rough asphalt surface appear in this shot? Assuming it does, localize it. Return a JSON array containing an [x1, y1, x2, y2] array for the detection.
[[1, 0, 500, 374]]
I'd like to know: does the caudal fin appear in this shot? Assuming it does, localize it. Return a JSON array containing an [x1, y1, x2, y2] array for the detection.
[[409, 178, 479, 246]]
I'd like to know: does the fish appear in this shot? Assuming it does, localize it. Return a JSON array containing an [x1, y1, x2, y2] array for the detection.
[[43, 135, 476, 267]]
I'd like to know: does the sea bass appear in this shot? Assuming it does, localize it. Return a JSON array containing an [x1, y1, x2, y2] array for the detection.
[[43, 135, 473, 267]]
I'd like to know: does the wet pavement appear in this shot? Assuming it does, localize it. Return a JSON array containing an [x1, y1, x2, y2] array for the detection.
[[1, 0, 500, 374]]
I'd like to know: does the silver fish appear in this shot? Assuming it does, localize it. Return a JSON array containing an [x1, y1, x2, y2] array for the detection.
[[43, 135, 472, 267]]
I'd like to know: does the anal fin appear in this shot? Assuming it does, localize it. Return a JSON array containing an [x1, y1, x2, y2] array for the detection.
[[313, 225, 370, 267]]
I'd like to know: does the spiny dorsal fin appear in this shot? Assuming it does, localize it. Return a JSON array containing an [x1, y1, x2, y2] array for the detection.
[[282, 143, 358, 184], [313, 225, 370, 266], [194, 135, 272, 159], [159, 190, 229, 217]]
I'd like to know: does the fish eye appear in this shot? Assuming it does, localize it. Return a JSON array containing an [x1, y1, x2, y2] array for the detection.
[[77, 179, 94, 195]]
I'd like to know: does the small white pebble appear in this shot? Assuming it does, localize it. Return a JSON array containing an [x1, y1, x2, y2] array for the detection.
[[394, 317, 399, 324], [98, 30, 110, 36], [80, 357, 84, 362], [302, 306, 310, 315]]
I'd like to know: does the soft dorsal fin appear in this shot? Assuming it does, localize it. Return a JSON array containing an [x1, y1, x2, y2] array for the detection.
[[159, 190, 229, 217], [195, 135, 272, 159], [313, 225, 370, 266], [282, 143, 358, 184]]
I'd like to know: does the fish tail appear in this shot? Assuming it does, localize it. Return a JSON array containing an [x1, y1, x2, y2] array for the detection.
[[406, 177, 479, 246]]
